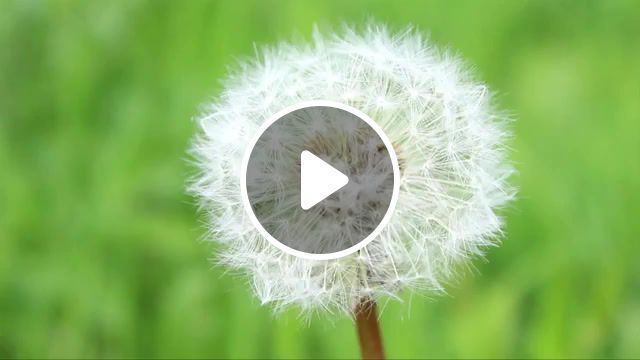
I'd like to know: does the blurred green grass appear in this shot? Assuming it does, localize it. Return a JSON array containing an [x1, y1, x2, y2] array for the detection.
[[1, 0, 639, 358]]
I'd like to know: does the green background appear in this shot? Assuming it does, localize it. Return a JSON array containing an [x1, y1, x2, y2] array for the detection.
[[1, 0, 639, 358]]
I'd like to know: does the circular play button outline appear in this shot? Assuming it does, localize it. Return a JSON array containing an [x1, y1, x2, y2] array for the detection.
[[240, 100, 400, 260]]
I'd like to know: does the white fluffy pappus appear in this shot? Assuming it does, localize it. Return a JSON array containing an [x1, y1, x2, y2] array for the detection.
[[189, 24, 515, 315]]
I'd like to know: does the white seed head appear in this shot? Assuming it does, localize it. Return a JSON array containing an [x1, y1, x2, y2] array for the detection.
[[189, 24, 515, 315]]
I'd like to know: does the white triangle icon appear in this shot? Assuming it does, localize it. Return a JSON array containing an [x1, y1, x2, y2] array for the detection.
[[300, 150, 349, 210]]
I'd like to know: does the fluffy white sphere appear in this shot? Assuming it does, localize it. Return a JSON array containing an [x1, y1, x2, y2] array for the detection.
[[190, 25, 514, 314]]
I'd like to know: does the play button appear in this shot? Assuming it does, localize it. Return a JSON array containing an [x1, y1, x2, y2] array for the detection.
[[241, 101, 399, 260], [300, 150, 349, 210]]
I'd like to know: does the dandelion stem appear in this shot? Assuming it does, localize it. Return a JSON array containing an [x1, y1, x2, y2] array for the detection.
[[354, 297, 385, 360]]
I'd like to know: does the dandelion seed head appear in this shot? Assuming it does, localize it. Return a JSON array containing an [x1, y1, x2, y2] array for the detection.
[[190, 24, 515, 315]]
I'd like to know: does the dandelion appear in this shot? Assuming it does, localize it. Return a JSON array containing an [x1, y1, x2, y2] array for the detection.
[[190, 24, 514, 358]]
